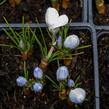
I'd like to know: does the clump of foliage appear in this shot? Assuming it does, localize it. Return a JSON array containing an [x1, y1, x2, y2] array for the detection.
[[1, 7, 89, 107]]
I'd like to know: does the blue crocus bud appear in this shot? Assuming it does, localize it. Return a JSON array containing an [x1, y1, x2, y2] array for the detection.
[[57, 36, 62, 48], [16, 76, 27, 87], [33, 67, 43, 79], [69, 88, 86, 104], [33, 83, 43, 93], [64, 35, 80, 49], [56, 66, 69, 81], [68, 79, 75, 88]]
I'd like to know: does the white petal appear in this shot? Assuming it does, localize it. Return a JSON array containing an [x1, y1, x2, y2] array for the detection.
[[51, 15, 68, 29], [45, 7, 59, 27]]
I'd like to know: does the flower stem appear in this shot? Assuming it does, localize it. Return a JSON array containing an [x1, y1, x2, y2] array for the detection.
[[46, 41, 56, 60], [24, 61, 28, 80]]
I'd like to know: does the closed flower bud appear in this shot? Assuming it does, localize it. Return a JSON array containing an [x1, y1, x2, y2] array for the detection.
[[33, 83, 43, 93], [56, 66, 69, 81], [19, 39, 24, 49], [68, 79, 75, 88], [16, 76, 27, 87], [69, 88, 86, 104], [64, 35, 80, 49], [45, 7, 68, 31], [57, 36, 62, 48], [33, 67, 43, 79]]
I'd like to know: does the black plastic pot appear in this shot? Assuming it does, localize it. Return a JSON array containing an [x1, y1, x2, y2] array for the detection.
[[62, 23, 99, 109], [70, 23, 99, 109], [0, 22, 99, 109], [0, 0, 101, 108], [0, 0, 87, 28], [88, 0, 109, 30], [97, 31, 109, 109]]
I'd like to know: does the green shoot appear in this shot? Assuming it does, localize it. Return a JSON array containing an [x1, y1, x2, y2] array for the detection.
[[45, 75, 60, 90], [0, 0, 7, 5], [2, 17, 36, 60]]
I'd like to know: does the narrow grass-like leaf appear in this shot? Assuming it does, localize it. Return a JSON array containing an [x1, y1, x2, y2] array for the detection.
[[77, 45, 91, 50], [45, 75, 59, 89], [36, 18, 48, 54], [0, 0, 7, 5], [3, 17, 20, 44], [29, 28, 44, 57], [3, 29, 19, 47], [0, 44, 16, 48]]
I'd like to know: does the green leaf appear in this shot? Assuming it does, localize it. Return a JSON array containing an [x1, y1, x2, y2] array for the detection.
[[0, 0, 7, 5], [45, 75, 59, 89]]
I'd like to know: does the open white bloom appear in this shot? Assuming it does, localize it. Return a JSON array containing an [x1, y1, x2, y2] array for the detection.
[[64, 35, 80, 49], [69, 88, 86, 104], [45, 7, 68, 31], [56, 66, 69, 81]]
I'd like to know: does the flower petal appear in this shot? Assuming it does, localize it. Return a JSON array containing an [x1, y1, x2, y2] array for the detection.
[[16, 76, 27, 87], [64, 35, 80, 49], [56, 66, 69, 81], [33, 83, 43, 93], [69, 88, 86, 104], [33, 67, 43, 79], [51, 15, 68, 29], [45, 7, 59, 27]]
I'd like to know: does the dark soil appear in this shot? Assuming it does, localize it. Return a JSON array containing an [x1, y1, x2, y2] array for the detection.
[[93, 0, 109, 25], [98, 34, 109, 109], [0, 29, 94, 109], [0, 0, 82, 23]]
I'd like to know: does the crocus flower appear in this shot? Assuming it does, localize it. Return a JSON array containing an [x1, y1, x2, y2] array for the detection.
[[33, 67, 43, 79], [69, 88, 86, 104], [56, 66, 69, 81], [45, 7, 68, 31], [16, 76, 27, 87], [19, 39, 24, 49], [67, 79, 75, 88], [64, 35, 80, 49], [57, 36, 62, 48], [33, 83, 43, 93]]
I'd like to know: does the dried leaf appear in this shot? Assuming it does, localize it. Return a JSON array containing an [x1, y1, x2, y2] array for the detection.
[[62, 0, 70, 9], [52, 2, 60, 11], [96, 3, 106, 15], [9, 0, 22, 7]]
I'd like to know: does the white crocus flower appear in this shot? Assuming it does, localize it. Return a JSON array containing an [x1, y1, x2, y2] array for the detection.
[[64, 35, 80, 49], [45, 7, 69, 32], [69, 88, 86, 104]]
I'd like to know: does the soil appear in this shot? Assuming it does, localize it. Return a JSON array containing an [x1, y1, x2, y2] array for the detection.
[[93, 0, 109, 25], [0, 29, 94, 109], [98, 34, 109, 109], [0, 0, 82, 23]]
